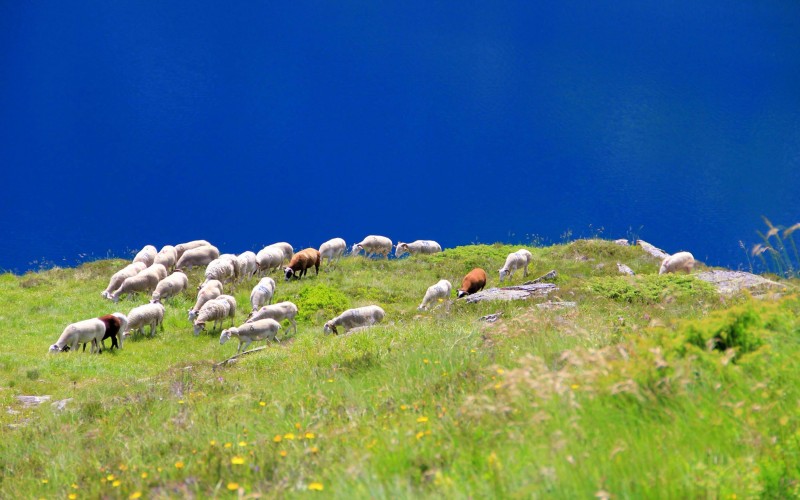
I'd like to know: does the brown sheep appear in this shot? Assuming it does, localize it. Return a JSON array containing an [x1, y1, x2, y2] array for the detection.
[[457, 268, 487, 298], [284, 248, 321, 281]]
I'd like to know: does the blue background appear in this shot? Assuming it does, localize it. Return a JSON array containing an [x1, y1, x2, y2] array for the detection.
[[2, 2, 799, 273]]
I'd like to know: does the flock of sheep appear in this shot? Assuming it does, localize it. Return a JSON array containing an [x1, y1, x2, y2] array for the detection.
[[48, 236, 696, 355]]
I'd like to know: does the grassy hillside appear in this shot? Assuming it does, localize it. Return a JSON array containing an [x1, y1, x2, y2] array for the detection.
[[1, 241, 799, 498]]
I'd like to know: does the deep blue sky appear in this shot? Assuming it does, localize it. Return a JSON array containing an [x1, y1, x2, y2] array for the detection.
[[1, 2, 799, 273]]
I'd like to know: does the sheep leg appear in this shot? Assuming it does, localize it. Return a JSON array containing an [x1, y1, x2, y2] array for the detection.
[[290, 319, 297, 336]]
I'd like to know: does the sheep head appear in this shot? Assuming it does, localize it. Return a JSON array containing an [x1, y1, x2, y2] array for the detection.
[[323, 322, 338, 335]]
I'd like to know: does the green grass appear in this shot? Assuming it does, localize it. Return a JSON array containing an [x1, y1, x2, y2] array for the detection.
[[1, 240, 798, 498]]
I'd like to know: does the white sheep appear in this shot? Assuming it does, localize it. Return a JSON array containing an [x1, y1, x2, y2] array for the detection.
[[250, 277, 276, 312], [236, 251, 258, 283], [188, 279, 223, 321], [418, 279, 452, 311], [256, 246, 285, 275], [319, 238, 347, 266], [220, 319, 282, 353], [499, 249, 533, 282], [201, 258, 236, 288], [352, 235, 393, 259], [659, 251, 695, 275], [133, 245, 158, 267], [218, 254, 242, 282], [265, 242, 294, 263], [246, 301, 298, 335], [175, 244, 220, 270], [154, 245, 177, 271], [110, 263, 167, 303], [101, 261, 146, 299], [323, 305, 385, 335], [123, 302, 166, 339], [151, 270, 189, 302], [175, 239, 211, 260], [193, 294, 237, 335], [49, 318, 105, 353], [395, 240, 442, 257]]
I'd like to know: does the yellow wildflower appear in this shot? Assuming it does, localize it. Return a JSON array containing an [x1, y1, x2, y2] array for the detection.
[[112, 480, 121, 487], [284, 433, 295, 440], [259, 401, 266, 406], [210, 440, 217, 446], [107, 475, 115, 481], [141, 472, 148, 479], [68, 495, 77, 500], [417, 416, 429, 423], [279, 450, 288, 457], [295, 422, 302, 430], [310, 446, 319, 453], [273, 435, 282, 443], [305, 432, 315, 439], [227, 482, 239, 491], [309, 482, 324, 491], [41, 479, 48, 484], [400, 405, 408, 411], [174, 461, 184, 469], [118, 464, 128, 471], [224, 442, 232, 448], [416, 431, 425, 440], [231, 456, 245, 465], [129, 492, 142, 500], [238, 441, 247, 447]]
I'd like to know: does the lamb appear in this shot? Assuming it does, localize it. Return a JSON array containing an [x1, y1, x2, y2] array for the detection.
[[498, 249, 533, 282], [256, 246, 285, 275], [352, 235, 393, 259], [132, 245, 158, 267], [175, 244, 220, 270], [151, 270, 189, 302], [175, 239, 211, 260], [220, 319, 282, 353], [457, 268, 488, 298], [201, 257, 236, 288], [123, 302, 166, 339], [110, 263, 168, 303], [395, 240, 442, 257], [246, 301, 298, 335], [101, 261, 146, 299], [49, 318, 106, 353], [193, 294, 237, 335], [418, 279, 453, 311], [154, 245, 177, 271], [188, 279, 223, 321], [237, 251, 258, 283], [319, 238, 347, 266], [250, 277, 276, 312], [323, 305, 385, 335], [659, 251, 695, 275], [284, 248, 321, 280]]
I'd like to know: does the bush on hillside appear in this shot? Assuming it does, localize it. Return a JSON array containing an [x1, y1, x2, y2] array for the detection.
[[295, 284, 350, 324], [588, 274, 717, 304]]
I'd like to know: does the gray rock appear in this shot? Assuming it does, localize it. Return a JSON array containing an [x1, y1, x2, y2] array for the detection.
[[614, 239, 630, 246], [636, 240, 670, 260], [465, 283, 558, 303], [16, 395, 50, 408], [617, 263, 635, 275], [536, 301, 577, 310], [51, 398, 73, 412], [695, 270, 790, 297]]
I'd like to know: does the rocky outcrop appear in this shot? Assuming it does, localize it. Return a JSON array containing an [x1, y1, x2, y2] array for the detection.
[[636, 240, 670, 260], [695, 270, 790, 297]]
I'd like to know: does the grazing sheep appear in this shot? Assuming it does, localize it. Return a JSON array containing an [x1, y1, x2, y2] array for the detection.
[[352, 235, 393, 259], [101, 261, 146, 299], [220, 319, 282, 353], [418, 279, 453, 311], [201, 258, 236, 288], [132, 245, 158, 267], [256, 246, 285, 275], [175, 244, 220, 270], [49, 318, 105, 353], [323, 305, 385, 335], [265, 242, 294, 263], [237, 251, 258, 283], [246, 301, 298, 335], [109, 264, 167, 303], [457, 268, 487, 298], [175, 239, 211, 260], [218, 254, 242, 282], [284, 248, 321, 281], [395, 240, 442, 257], [151, 270, 189, 302], [188, 279, 223, 321], [319, 238, 347, 266], [94, 313, 127, 351], [659, 251, 695, 275], [193, 295, 237, 335], [250, 277, 276, 312], [123, 302, 166, 339], [499, 249, 533, 282], [154, 245, 177, 271]]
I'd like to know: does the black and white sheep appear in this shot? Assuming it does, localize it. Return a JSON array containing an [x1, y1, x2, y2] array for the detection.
[[250, 277, 276, 312], [151, 270, 189, 302], [284, 248, 321, 281], [395, 240, 442, 257], [246, 301, 298, 335], [188, 279, 223, 321], [123, 302, 166, 339], [659, 251, 695, 274], [101, 262, 146, 299], [319, 238, 347, 266], [323, 305, 385, 335], [498, 249, 533, 282], [175, 244, 220, 270], [193, 294, 237, 335], [351, 236, 393, 259], [220, 319, 282, 353], [418, 279, 452, 311]]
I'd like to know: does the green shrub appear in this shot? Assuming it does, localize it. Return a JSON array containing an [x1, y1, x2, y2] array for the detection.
[[588, 274, 717, 304], [683, 303, 765, 354], [294, 283, 350, 323]]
